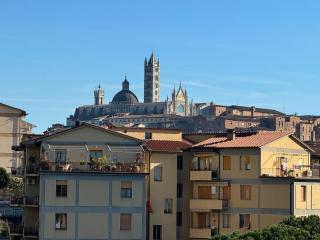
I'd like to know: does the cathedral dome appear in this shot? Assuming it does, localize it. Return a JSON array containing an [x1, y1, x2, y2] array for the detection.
[[112, 77, 139, 104]]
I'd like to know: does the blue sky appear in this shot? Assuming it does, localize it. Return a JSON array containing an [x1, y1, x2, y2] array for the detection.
[[1, 1, 320, 133]]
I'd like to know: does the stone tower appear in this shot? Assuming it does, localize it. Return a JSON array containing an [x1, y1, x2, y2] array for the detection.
[[94, 84, 104, 105], [144, 52, 160, 103]]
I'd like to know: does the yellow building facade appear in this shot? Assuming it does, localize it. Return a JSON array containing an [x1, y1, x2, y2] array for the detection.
[[189, 131, 318, 239]]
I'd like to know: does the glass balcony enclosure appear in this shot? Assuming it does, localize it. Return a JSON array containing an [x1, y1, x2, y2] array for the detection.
[[35, 143, 146, 173]]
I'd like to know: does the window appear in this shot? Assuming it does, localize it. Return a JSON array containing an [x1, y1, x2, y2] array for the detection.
[[176, 212, 182, 227], [301, 185, 306, 202], [240, 156, 252, 171], [154, 166, 162, 181], [55, 150, 67, 163], [121, 181, 132, 198], [177, 155, 183, 170], [145, 132, 152, 139], [240, 185, 252, 200], [223, 214, 231, 228], [177, 104, 185, 113], [222, 186, 231, 200], [164, 198, 173, 214], [198, 186, 212, 199], [223, 156, 231, 170], [55, 213, 67, 230], [120, 213, 131, 231], [153, 225, 162, 240], [177, 183, 183, 198], [56, 180, 67, 197], [89, 150, 103, 161], [239, 214, 251, 229]]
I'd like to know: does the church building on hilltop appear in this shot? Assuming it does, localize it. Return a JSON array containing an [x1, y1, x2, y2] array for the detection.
[[67, 53, 195, 126]]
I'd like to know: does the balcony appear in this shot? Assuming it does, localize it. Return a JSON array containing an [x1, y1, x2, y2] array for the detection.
[[23, 227, 38, 238], [190, 170, 218, 181], [24, 196, 39, 207], [10, 197, 24, 207], [38, 160, 148, 174], [261, 166, 319, 179], [8, 223, 23, 236], [11, 167, 24, 176], [190, 228, 216, 239], [190, 199, 228, 211]]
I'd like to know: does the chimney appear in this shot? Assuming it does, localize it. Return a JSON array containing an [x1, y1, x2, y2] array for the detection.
[[227, 129, 236, 140]]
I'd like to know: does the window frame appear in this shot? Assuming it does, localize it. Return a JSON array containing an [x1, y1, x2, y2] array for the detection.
[[223, 156, 231, 170], [56, 180, 68, 198], [222, 214, 231, 228], [154, 166, 163, 182], [240, 185, 252, 200], [239, 214, 251, 229], [153, 225, 162, 240], [177, 155, 183, 170], [301, 185, 307, 202], [120, 213, 132, 231], [177, 183, 183, 198], [120, 181, 133, 199], [164, 198, 173, 214], [55, 213, 67, 230]]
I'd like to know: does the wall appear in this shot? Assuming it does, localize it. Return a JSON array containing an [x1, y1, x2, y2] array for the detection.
[[149, 152, 177, 240], [40, 173, 146, 240]]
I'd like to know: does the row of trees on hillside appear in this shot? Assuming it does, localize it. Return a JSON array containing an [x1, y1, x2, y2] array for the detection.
[[212, 215, 320, 240]]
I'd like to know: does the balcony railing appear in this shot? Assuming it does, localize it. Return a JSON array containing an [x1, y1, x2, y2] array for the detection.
[[11, 167, 24, 176], [24, 196, 39, 207], [10, 197, 24, 206], [8, 223, 23, 235], [23, 227, 38, 237], [38, 161, 148, 174], [190, 169, 219, 181], [190, 199, 228, 210], [261, 166, 319, 178]]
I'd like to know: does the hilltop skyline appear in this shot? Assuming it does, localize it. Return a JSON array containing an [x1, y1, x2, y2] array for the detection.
[[1, 1, 320, 132]]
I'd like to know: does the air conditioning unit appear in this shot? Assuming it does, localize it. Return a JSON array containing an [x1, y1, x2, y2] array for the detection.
[[27, 178, 36, 185], [307, 170, 313, 177]]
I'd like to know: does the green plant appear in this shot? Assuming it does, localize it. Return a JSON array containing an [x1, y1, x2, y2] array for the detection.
[[0, 167, 10, 190], [7, 176, 24, 196]]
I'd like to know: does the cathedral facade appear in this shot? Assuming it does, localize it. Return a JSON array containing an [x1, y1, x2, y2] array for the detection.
[[67, 53, 195, 126]]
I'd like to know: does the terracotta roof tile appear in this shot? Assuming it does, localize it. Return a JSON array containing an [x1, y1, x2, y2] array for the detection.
[[194, 131, 291, 149], [144, 140, 192, 153], [193, 137, 228, 147]]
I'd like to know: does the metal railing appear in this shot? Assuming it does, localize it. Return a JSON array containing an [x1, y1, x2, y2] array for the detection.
[[38, 161, 148, 174], [8, 223, 23, 235], [24, 196, 39, 206], [10, 197, 23, 206], [23, 227, 38, 237], [261, 167, 318, 178]]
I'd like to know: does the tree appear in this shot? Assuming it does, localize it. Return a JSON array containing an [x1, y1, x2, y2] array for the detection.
[[7, 177, 24, 196], [0, 167, 10, 190]]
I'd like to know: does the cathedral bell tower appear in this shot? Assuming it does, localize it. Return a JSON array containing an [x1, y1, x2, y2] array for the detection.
[[94, 84, 104, 105], [144, 52, 160, 103]]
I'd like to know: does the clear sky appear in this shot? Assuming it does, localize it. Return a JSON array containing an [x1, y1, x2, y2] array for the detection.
[[1, 1, 320, 133]]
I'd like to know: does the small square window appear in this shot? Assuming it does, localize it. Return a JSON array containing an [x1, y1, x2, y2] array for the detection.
[[301, 185, 306, 202], [121, 181, 132, 198], [240, 185, 252, 200], [120, 213, 131, 231], [55, 213, 67, 230], [56, 180, 67, 197]]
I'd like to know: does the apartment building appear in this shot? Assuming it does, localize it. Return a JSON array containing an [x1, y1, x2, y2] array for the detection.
[[0, 103, 34, 172], [11, 123, 148, 240], [110, 126, 192, 240], [188, 130, 319, 239]]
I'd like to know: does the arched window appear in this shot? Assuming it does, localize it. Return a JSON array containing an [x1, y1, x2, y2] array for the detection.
[[177, 104, 184, 113]]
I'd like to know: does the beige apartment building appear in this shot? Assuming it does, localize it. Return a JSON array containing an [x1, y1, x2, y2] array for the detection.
[[188, 130, 319, 239], [11, 123, 148, 240], [0, 103, 34, 172]]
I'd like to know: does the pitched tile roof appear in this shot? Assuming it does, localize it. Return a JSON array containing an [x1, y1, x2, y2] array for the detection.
[[193, 137, 228, 147], [194, 131, 291, 149], [144, 140, 192, 153]]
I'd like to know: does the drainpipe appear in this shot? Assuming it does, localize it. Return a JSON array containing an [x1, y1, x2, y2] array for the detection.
[[146, 150, 151, 240]]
